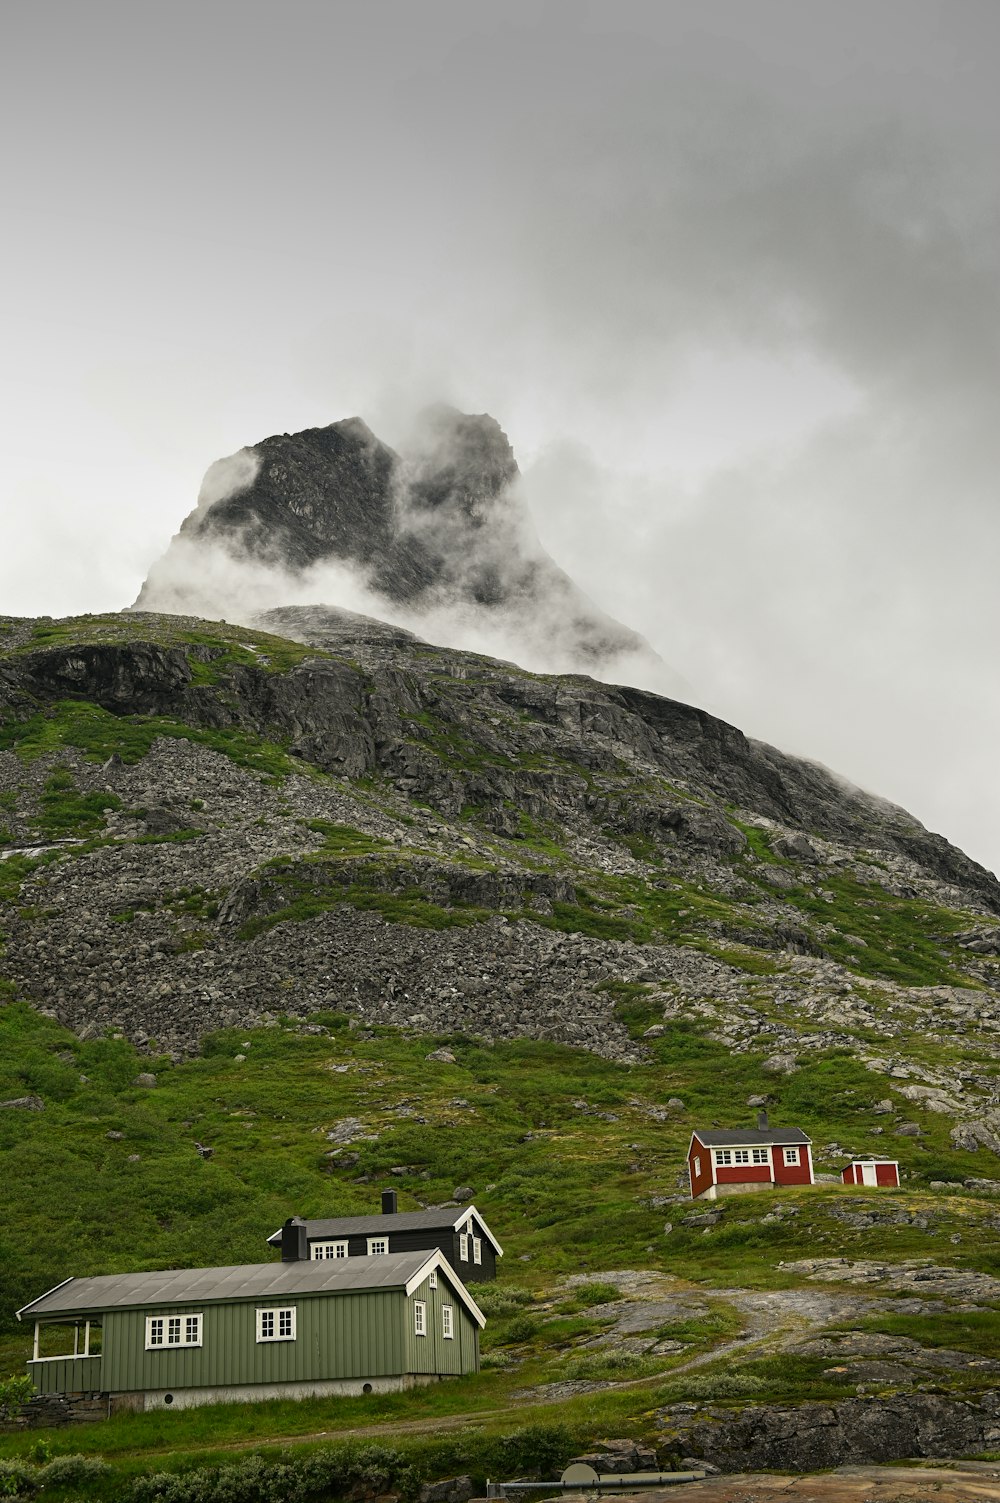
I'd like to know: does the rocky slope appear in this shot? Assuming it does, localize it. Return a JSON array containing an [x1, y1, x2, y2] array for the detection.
[[2, 608, 1000, 1147], [134, 406, 668, 683]]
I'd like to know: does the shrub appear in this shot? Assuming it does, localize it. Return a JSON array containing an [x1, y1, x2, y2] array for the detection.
[[0, 1460, 36, 1498], [0, 1374, 33, 1410], [39, 1455, 111, 1488], [475, 1285, 533, 1318]]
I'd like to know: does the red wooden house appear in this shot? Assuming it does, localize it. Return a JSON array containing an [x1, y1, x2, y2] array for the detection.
[[688, 1114, 813, 1200], [841, 1159, 900, 1188]]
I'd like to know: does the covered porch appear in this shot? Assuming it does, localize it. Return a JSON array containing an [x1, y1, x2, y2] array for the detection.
[[27, 1317, 104, 1396]]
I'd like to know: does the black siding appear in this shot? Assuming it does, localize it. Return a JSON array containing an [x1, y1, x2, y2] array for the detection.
[[306, 1219, 497, 1281]]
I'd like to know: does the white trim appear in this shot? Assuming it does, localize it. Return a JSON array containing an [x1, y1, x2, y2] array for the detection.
[[366, 1237, 389, 1256], [403, 1250, 486, 1328], [783, 1147, 800, 1165], [690, 1131, 812, 1152], [472, 1237, 482, 1265], [311, 1240, 349, 1260], [442, 1304, 454, 1339], [414, 1300, 427, 1337], [428, 1270, 437, 1289], [256, 1306, 297, 1343], [145, 1313, 203, 1350], [458, 1233, 469, 1261], [453, 1206, 504, 1257], [16, 1277, 76, 1323]]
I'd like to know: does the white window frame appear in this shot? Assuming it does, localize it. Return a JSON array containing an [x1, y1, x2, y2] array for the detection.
[[311, 1240, 349, 1260], [473, 1237, 482, 1265], [414, 1300, 427, 1337], [752, 1148, 769, 1164], [428, 1270, 438, 1289], [442, 1304, 454, 1339], [458, 1233, 469, 1261], [783, 1147, 800, 1165], [145, 1313, 202, 1350], [714, 1149, 732, 1166], [733, 1149, 750, 1164], [367, 1237, 389, 1256], [693, 1154, 702, 1177], [256, 1306, 297, 1343]]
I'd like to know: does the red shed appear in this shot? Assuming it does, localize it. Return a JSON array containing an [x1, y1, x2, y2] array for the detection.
[[842, 1159, 900, 1188], [688, 1114, 813, 1201]]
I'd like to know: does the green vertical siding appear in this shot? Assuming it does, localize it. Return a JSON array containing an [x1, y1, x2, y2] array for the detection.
[[102, 1290, 405, 1393], [29, 1355, 103, 1395], [403, 1273, 480, 1376]]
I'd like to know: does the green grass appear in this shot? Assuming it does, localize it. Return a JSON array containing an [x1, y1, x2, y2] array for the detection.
[[0, 700, 303, 780], [842, 1309, 1000, 1357], [12, 614, 330, 680]]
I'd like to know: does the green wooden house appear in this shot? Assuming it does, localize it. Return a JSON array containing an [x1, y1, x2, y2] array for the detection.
[[17, 1247, 484, 1413]]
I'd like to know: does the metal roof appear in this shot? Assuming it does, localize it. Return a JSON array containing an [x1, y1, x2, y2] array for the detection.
[[691, 1128, 811, 1148], [19, 1251, 433, 1321], [266, 1205, 503, 1255]]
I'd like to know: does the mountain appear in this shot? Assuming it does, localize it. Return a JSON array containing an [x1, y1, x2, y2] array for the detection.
[[5, 610, 1000, 1486], [1, 608, 997, 1062], [134, 406, 676, 687]]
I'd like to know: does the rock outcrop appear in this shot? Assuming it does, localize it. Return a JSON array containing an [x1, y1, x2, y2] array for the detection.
[[134, 406, 667, 682]]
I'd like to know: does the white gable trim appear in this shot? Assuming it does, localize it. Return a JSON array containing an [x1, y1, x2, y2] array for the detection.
[[690, 1131, 812, 1150], [16, 1278, 75, 1322], [404, 1250, 486, 1329], [453, 1205, 504, 1257]]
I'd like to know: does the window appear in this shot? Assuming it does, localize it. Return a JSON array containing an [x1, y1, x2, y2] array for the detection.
[[714, 1150, 732, 1166], [429, 1270, 438, 1289], [311, 1240, 349, 1260], [733, 1149, 750, 1164], [442, 1304, 454, 1339], [367, 1238, 389, 1256], [473, 1237, 482, 1265], [414, 1300, 427, 1337], [257, 1306, 296, 1343], [458, 1233, 469, 1261], [752, 1148, 769, 1165], [145, 1313, 202, 1350], [783, 1147, 800, 1165], [693, 1155, 702, 1177]]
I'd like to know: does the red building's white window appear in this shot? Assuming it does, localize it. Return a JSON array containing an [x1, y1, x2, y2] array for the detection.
[[784, 1148, 800, 1165], [752, 1149, 768, 1164], [693, 1155, 702, 1176]]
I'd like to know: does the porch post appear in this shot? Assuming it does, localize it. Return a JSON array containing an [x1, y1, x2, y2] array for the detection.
[[73, 1324, 79, 1356], [83, 1320, 90, 1357], [33, 1322, 39, 1361]]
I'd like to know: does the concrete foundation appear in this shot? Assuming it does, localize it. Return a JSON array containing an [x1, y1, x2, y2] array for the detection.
[[139, 1373, 439, 1411]]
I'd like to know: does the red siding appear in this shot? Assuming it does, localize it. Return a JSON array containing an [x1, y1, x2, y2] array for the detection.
[[715, 1164, 771, 1185], [841, 1164, 859, 1185], [774, 1146, 812, 1185], [688, 1142, 714, 1198], [875, 1163, 900, 1187]]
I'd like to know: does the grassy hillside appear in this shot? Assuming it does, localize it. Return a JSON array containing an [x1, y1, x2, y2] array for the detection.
[[3, 612, 1000, 1497]]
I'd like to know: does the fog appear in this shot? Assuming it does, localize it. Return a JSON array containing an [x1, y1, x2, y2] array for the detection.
[[2, 1, 999, 871]]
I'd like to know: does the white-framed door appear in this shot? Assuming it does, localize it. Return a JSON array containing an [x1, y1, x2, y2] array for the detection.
[[861, 1162, 878, 1186]]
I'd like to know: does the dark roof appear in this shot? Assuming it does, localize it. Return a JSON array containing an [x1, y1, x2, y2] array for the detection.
[[266, 1205, 503, 1255], [691, 1128, 811, 1148], [18, 1250, 483, 1328]]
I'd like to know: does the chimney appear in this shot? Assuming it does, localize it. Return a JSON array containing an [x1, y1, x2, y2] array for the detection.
[[281, 1217, 309, 1262], [757, 1110, 769, 1132], [381, 1189, 398, 1216]]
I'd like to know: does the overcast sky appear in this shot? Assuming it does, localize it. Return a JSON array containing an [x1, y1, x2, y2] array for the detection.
[[2, 1, 1000, 874]]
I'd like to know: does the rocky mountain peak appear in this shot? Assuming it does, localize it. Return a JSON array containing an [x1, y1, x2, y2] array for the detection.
[[134, 407, 677, 686]]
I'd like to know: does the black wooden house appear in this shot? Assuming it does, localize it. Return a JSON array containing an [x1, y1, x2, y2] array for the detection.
[[267, 1193, 502, 1283]]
